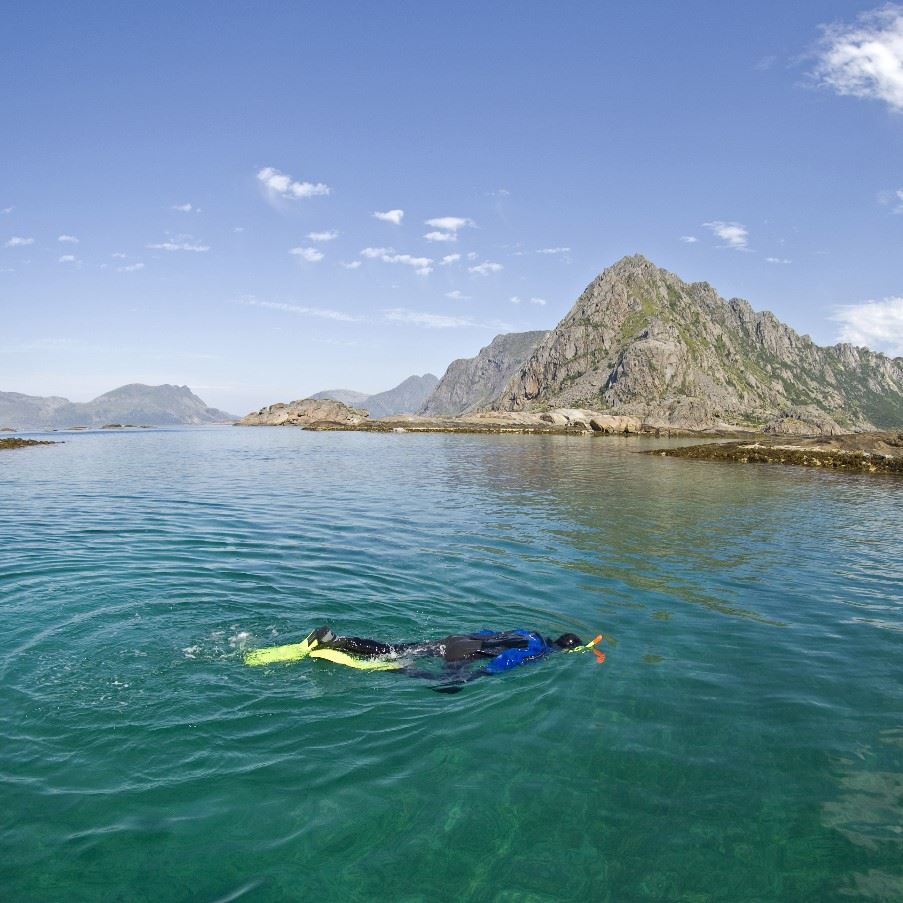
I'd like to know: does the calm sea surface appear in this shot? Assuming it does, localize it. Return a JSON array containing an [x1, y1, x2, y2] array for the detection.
[[1, 427, 901, 902]]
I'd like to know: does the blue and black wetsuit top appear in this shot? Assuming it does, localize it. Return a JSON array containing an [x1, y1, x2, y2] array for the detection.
[[437, 629, 551, 673]]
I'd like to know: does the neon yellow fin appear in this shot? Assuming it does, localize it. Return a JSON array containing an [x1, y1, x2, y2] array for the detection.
[[308, 648, 403, 671], [243, 640, 313, 666]]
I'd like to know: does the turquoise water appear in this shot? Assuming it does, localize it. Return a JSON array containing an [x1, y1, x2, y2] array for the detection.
[[2, 427, 901, 902]]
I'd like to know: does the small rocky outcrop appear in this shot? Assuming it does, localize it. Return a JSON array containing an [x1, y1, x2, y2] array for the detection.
[[237, 398, 370, 427], [654, 431, 903, 474]]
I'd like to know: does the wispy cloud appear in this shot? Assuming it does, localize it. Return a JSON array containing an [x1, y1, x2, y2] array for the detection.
[[424, 231, 457, 242], [703, 220, 750, 251], [765, 257, 792, 264], [536, 247, 569, 255], [58, 234, 79, 244], [832, 296, 903, 355], [1, 206, 13, 215], [340, 260, 362, 269], [446, 289, 470, 300], [878, 187, 903, 212], [117, 262, 145, 272], [360, 247, 432, 275], [147, 239, 210, 252], [812, 5, 903, 112], [112, 252, 128, 259], [384, 309, 473, 328], [257, 166, 330, 200], [239, 296, 360, 322], [290, 246, 325, 263], [468, 260, 503, 275], [308, 230, 339, 242], [510, 295, 546, 305], [440, 254, 461, 265], [58, 254, 78, 264], [5, 236, 34, 247], [172, 203, 195, 212], [680, 235, 699, 243], [373, 209, 404, 224]]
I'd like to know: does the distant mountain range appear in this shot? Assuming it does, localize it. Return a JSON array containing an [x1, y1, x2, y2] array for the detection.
[[9, 256, 903, 436], [0, 384, 237, 430], [313, 373, 438, 417]]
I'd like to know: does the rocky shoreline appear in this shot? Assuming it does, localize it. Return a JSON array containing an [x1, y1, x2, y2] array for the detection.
[[235, 398, 734, 437], [652, 432, 903, 474]]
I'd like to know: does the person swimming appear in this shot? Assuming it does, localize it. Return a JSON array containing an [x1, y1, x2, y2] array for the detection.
[[288, 626, 593, 691]]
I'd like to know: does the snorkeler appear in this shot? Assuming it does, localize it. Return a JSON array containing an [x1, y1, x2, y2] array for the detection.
[[304, 626, 583, 668], [244, 625, 604, 691]]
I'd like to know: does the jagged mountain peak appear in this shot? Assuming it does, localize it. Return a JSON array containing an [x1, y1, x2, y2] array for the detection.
[[495, 257, 903, 432]]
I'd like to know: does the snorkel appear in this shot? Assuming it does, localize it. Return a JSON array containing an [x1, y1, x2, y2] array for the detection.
[[562, 634, 606, 663]]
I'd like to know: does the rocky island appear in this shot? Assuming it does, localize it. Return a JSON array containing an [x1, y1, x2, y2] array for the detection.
[[238, 256, 903, 474]]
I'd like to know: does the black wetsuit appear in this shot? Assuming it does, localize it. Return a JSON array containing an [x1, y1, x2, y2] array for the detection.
[[327, 630, 545, 663]]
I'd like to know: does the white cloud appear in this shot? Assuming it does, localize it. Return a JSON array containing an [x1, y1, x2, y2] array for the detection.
[[813, 6, 903, 112], [361, 246, 389, 258], [172, 203, 194, 212], [424, 231, 457, 242], [341, 260, 362, 269], [1, 206, 13, 214], [446, 289, 470, 300], [257, 166, 330, 200], [5, 236, 34, 247], [440, 254, 461, 265], [425, 216, 475, 232], [680, 235, 699, 243], [832, 296, 903, 355], [58, 254, 77, 263], [118, 262, 145, 272], [112, 252, 128, 259], [58, 234, 79, 244], [530, 297, 547, 306], [765, 257, 792, 264], [703, 220, 750, 250], [147, 240, 210, 252], [308, 230, 339, 242], [510, 295, 522, 304], [373, 209, 404, 225], [233, 226, 245, 233], [468, 260, 503, 275], [239, 297, 360, 322], [383, 309, 477, 329], [536, 247, 570, 255], [290, 246, 324, 263], [360, 247, 432, 271]]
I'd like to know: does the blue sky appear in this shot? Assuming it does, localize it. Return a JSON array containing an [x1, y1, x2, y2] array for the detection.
[[2, 1, 902, 413]]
